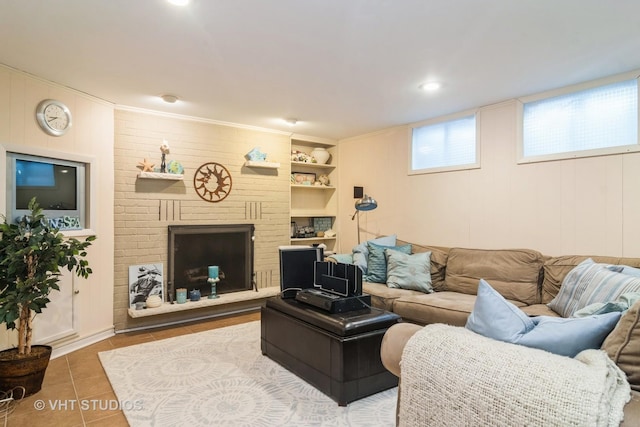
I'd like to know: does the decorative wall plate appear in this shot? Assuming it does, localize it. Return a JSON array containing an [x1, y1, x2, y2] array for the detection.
[[194, 162, 232, 203]]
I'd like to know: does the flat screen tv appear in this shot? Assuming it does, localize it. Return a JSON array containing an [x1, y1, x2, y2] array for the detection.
[[279, 246, 324, 298], [5, 152, 86, 230]]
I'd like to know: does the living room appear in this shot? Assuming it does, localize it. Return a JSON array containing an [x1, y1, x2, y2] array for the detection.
[[2, 1, 640, 425]]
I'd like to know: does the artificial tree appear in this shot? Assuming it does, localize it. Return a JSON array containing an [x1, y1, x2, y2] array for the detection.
[[0, 197, 95, 356]]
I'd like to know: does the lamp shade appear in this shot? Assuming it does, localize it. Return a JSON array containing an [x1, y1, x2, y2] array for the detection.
[[355, 194, 377, 211]]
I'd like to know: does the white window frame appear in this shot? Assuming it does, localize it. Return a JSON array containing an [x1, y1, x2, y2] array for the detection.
[[408, 109, 480, 175], [517, 71, 640, 164]]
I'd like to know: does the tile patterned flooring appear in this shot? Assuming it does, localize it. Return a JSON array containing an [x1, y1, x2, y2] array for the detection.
[[3, 311, 261, 427]]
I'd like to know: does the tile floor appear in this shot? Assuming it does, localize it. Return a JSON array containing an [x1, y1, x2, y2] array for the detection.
[[3, 311, 261, 427]]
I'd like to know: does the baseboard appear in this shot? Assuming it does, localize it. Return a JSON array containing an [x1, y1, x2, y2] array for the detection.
[[50, 327, 115, 359]]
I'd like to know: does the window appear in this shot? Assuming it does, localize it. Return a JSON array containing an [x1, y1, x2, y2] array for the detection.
[[520, 76, 639, 162], [409, 112, 478, 174]]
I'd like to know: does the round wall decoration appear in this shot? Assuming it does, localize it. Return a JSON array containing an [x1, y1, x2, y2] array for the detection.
[[193, 162, 233, 203]]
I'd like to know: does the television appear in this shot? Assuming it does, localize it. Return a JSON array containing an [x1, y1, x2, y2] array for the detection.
[[279, 246, 324, 298], [5, 152, 86, 230]]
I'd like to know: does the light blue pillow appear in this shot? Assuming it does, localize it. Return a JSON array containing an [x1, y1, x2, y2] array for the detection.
[[385, 250, 433, 293], [364, 241, 411, 283], [548, 258, 640, 317], [617, 265, 640, 278], [466, 279, 621, 357], [352, 234, 397, 274]]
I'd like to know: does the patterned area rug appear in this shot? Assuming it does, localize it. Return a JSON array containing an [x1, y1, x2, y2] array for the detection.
[[99, 321, 396, 426]]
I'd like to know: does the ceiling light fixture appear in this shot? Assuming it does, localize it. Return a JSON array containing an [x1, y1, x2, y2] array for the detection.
[[285, 118, 298, 126], [419, 82, 441, 91], [161, 94, 179, 104], [167, 0, 190, 6]]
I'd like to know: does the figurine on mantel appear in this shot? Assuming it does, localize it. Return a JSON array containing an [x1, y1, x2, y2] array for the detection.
[[137, 158, 155, 172], [246, 147, 267, 162], [160, 140, 170, 173]]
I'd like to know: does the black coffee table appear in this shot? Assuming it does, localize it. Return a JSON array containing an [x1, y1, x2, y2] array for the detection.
[[260, 296, 400, 406]]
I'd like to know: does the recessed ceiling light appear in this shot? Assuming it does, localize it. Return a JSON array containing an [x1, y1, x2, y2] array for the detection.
[[161, 94, 179, 103], [419, 82, 441, 91], [167, 0, 190, 6], [284, 118, 298, 126]]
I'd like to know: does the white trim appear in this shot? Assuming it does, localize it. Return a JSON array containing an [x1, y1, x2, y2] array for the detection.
[[116, 105, 292, 136], [50, 327, 115, 359]]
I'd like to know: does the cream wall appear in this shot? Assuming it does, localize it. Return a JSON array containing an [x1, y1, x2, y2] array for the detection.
[[338, 100, 640, 258], [0, 65, 115, 352]]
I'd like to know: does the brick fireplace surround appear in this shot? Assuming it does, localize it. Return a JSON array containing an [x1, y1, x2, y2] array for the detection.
[[113, 109, 292, 332]]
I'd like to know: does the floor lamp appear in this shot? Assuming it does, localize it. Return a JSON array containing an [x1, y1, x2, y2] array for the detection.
[[351, 194, 378, 244]]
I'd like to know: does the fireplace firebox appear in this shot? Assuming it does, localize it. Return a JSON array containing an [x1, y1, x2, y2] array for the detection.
[[167, 224, 255, 301]]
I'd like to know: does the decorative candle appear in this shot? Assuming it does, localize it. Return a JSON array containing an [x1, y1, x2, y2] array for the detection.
[[176, 288, 187, 304], [208, 265, 219, 279]]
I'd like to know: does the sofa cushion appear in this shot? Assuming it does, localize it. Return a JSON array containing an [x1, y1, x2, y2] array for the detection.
[[542, 255, 640, 304], [385, 250, 433, 293], [444, 247, 545, 305], [352, 234, 397, 274], [467, 279, 621, 357], [548, 258, 640, 317], [391, 291, 526, 327], [602, 300, 640, 391], [363, 281, 423, 312], [365, 242, 411, 283], [398, 240, 449, 291]]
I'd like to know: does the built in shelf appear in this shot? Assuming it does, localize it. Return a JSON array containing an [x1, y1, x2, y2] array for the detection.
[[137, 171, 184, 180], [290, 236, 337, 242], [291, 184, 335, 190], [127, 287, 280, 318], [291, 161, 335, 170], [244, 160, 280, 169]]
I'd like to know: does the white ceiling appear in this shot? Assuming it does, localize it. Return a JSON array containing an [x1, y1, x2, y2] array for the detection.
[[2, 0, 640, 140]]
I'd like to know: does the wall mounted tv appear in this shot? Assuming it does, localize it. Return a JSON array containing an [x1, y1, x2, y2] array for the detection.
[[5, 152, 86, 230]]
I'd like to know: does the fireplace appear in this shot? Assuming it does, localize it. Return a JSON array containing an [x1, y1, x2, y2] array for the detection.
[[167, 224, 255, 301]]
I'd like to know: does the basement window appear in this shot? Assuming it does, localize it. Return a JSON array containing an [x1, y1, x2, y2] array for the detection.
[[519, 74, 639, 163], [409, 111, 479, 174]]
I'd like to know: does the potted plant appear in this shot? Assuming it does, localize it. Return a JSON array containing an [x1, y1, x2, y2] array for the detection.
[[0, 197, 95, 396]]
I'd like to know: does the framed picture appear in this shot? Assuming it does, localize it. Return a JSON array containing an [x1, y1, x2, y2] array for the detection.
[[292, 172, 316, 185], [129, 263, 164, 308]]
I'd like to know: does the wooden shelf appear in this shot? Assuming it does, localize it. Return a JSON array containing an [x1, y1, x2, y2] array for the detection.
[[291, 161, 335, 170], [291, 236, 337, 243], [244, 160, 280, 169], [291, 184, 335, 190], [138, 171, 184, 180]]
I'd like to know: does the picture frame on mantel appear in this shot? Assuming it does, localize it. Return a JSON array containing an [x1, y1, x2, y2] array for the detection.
[[128, 263, 164, 309]]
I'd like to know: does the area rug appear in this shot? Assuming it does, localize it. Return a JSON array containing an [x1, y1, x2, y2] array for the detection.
[[99, 321, 396, 426]]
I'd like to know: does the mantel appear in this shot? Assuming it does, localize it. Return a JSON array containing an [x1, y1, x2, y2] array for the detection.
[[127, 287, 280, 318]]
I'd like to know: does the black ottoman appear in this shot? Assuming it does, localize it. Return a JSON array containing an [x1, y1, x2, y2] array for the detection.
[[260, 296, 401, 406]]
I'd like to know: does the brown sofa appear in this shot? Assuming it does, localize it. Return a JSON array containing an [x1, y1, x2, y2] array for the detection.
[[356, 240, 640, 425]]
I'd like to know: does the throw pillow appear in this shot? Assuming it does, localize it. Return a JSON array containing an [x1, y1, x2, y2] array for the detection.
[[352, 234, 397, 274], [602, 300, 640, 391], [617, 265, 640, 278], [385, 250, 433, 293], [365, 241, 411, 283], [466, 279, 622, 357], [548, 258, 640, 317]]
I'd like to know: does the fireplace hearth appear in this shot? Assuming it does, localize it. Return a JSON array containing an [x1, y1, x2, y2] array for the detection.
[[168, 224, 255, 302]]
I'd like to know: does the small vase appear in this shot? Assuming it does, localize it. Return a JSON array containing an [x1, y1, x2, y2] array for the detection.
[[145, 294, 162, 308], [311, 147, 330, 165]]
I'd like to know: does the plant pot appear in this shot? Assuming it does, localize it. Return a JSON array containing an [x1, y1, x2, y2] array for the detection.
[[0, 345, 52, 397]]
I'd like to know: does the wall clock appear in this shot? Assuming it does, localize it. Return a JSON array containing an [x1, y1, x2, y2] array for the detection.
[[35, 99, 72, 136], [194, 162, 233, 203]]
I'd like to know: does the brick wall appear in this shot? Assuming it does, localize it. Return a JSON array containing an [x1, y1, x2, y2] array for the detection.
[[114, 109, 291, 330]]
